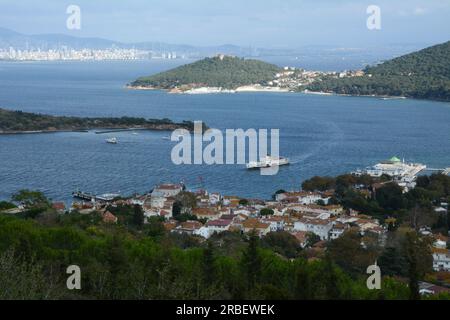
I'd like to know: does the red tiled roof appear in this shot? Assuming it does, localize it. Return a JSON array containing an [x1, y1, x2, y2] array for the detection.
[[206, 219, 231, 227]]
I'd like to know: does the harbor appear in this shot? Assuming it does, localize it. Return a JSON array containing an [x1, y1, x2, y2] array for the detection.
[[352, 156, 449, 190]]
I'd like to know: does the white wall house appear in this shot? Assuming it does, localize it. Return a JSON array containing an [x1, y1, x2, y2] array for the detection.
[[294, 219, 333, 240], [432, 248, 450, 272]]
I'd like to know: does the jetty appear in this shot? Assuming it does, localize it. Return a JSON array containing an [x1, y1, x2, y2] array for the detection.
[[72, 191, 120, 202]]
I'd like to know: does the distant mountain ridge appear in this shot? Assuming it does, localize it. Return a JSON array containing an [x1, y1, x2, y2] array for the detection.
[[0, 27, 258, 57], [131, 55, 281, 90], [306, 40, 450, 101]]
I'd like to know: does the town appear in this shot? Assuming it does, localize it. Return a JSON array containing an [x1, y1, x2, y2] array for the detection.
[[1, 158, 450, 298], [0, 46, 188, 61], [6, 157, 447, 276]]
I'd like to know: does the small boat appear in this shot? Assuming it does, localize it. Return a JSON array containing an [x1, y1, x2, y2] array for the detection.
[[162, 136, 171, 140], [246, 156, 290, 169], [106, 137, 118, 144]]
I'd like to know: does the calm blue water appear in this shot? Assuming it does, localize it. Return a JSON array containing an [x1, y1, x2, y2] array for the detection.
[[1, 60, 450, 202]]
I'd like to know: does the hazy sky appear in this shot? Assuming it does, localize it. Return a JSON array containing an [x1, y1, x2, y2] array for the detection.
[[1, 0, 449, 47]]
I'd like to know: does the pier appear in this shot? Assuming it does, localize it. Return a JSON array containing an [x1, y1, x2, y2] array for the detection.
[[426, 167, 450, 175], [72, 191, 120, 202], [72, 191, 96, 201], [95, 128, 145, 134]]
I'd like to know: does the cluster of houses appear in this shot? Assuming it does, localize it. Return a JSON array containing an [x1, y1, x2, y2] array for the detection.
[[73, 184, 385, 244], [267, 66, 365, 91], [44, 183, 450, 273]]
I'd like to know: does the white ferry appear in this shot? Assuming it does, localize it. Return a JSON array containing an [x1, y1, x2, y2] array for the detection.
[[246, 156, 290, 169], [106, 137, 118, 144]]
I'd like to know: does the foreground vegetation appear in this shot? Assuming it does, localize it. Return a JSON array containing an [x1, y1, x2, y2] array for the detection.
[[1, 173, 450, 300], [306, 41, 450, 101], [0, 108, 196, 133]]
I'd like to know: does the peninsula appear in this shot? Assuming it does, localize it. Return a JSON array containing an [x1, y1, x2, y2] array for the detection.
[[305, 40, 450, 102], [0, 108, 197, 134]]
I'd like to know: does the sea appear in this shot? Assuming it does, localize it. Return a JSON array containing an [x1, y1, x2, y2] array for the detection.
[[1, 59, 450, 203]]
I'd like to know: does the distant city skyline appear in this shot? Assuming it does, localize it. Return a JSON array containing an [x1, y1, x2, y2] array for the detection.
[[0, 0, 449, 48]]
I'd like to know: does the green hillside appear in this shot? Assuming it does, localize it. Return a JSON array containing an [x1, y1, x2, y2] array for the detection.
[[306, 41, 450, 101], [0, 108, 195, 133], [131, 55, 281, 90]]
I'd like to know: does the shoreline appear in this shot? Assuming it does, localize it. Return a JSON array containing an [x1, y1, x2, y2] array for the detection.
[[126, 84, 292, 94], [0, 125, 194, 135], [126, 85, 415, 100], [128, 85, 450, 103]]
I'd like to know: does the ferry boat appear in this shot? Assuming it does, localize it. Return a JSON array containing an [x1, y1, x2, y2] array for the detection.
[[246, 156, 290, 169], [106, 137, 118, 144]]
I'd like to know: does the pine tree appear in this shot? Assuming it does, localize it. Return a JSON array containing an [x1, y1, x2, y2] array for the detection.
[[242, 231, 262, 292], [132, 204, 144, 228], [202, 241, 215, 286]]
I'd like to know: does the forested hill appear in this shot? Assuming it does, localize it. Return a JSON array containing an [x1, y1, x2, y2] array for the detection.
[[306, 41, 450, 101], [131, 55, 281, 89]]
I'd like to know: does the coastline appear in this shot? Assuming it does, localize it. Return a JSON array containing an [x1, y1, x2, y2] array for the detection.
[[0, 125, 195, 135], [127, 84, 413, 100], [127, 84, 292, 94]]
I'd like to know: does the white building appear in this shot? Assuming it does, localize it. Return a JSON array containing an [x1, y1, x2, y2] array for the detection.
[[152, 183, 184, 197], [294, 218, 333, 240], [432, 248, 450, 271], [276, 191, 330, 205]]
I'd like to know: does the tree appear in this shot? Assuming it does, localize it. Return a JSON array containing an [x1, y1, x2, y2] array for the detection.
[[132, 204, 144, 228], [11, 190, 51, 218], [295, 262, 312, 299], [375, 183, 407, 211], [12, 190, 50, 209], [173, 191, 197, 216], [403, 231, 432, 300], [172, 201, 182, 217], [0, 201, 16, 211], [302, 176, 335, 192], [263, 232, 299, 258], [202, 241, 216, 286], [239, 199, 249, 206], [327, 229, 378, 275], [323, 255, 341, 299], [305, 233, 321, 248], [260, 208, 274, 216], [242, 231, 262, 292], [378, 247, 408, 276], [144, 216, 166, 238]]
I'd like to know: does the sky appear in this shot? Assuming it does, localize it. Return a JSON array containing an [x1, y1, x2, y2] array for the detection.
[[0, 0, 449, 48]]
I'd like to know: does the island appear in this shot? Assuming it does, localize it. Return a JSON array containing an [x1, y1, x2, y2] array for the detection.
[[129, 54, 284, 93], [305, 40, 450, 102], [0, 108, 198, 134]]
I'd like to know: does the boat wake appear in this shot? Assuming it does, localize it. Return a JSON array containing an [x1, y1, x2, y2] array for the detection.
[[287, 121, 344, 167]]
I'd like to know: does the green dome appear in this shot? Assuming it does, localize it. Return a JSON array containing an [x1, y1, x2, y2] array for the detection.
[[389, 156, 401, 162]]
